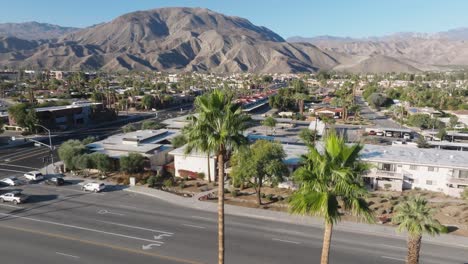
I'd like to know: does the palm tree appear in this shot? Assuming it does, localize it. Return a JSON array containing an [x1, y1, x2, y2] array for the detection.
[[185, 90, 249, 264], [393, 196, 443, 264], [293, 93, 308, 116], [289, 132, 374, 264]]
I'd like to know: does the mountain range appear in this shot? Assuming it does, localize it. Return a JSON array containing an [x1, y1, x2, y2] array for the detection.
[[1, 7, 468, 73]]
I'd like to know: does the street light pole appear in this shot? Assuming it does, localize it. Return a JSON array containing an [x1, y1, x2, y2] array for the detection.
[[34, 124, 54, 170]]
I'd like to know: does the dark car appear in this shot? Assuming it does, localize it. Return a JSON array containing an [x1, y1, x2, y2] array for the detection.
[[45, 177, 65, 186]]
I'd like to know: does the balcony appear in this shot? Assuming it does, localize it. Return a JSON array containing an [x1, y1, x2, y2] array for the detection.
[[364, 169, 403, 180], [447, 177, 468, 186]]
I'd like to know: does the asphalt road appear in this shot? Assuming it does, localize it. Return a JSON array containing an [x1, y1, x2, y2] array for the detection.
[[357, 96, 401, 129], [0, 182, 466, 264]]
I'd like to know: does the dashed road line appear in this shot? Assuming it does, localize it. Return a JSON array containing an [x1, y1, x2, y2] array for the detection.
[[96, 220, 173, 235], [0, 212, 164, 244], [0, 203, 24, 209], [56, 252, 80, 259], [272, 238, 301, 245], [182, 224, 206, 229]]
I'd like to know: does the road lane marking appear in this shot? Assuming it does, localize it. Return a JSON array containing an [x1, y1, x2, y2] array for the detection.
[[182, 224, 206, 229], [56, 252, 80, 259], [1, 148, 49, 162], [0, 163, 38, 170], [272, 238, 301, 245], [7, 150, 52, 163], [0, 168, 28, 173], [98, 209, 124, 216], [378, 244, 406, 250], [96, 220, 173, 235], [381, 256, 405, 262], [0, 147, 43, 160], [0, 224, 202, 264], [142, 243, 161, 250], [0, 203, 24, 209], [191, 216, 213, 221], [0, 212, 164, 244]]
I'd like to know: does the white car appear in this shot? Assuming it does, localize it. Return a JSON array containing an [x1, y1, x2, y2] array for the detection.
[[82, 182, 106, 193], [403, 133, 411, 140], [24, 171, 44, 181], [1, 177, 21, 186], [376, 131, 384, 136], [0, 191, 28, 204], [385, 132, 393, 137]]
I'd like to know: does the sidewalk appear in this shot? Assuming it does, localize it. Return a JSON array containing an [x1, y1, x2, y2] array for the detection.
[[125, 185, 468, 249]]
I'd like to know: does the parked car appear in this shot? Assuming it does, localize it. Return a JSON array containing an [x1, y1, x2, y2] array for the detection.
[[82, 182, 106, 193], [0, 191, 28, 204], [376, 131, 384, 136], [24, 171, 43, 181], [403, 133, 412, 140], [368, 130, 376, 136], [385, 132, 393, 137], [1, 177, 21, 186], [44, 177, 65, 186]]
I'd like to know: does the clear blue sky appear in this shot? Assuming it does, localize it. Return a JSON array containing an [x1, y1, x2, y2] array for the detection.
[[2, 0, 468, 38]]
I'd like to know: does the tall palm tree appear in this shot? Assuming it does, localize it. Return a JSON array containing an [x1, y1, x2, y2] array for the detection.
[[289, 133, 374, 264], [293, 93, 308, 116], [393, 196, 443, 264], [185, 90, 249, 264]]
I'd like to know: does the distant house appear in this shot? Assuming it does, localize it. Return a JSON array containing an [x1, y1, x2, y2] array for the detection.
[[310, 107, 344, 119], [406, 107, 442, 118]]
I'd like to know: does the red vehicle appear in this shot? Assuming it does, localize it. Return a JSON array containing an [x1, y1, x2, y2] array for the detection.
[[368, 130, 376, 136]]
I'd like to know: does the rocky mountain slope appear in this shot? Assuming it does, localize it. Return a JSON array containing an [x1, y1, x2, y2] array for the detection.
[[0, 22, 79, 40], [0, 8, 338, 73]]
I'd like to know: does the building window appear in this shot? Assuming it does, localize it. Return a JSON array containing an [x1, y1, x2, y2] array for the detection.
[[459, 170, 468, 179], [410, 165, 418, 170], [426, 180, 435, 185], [427, 167, 438, 172]]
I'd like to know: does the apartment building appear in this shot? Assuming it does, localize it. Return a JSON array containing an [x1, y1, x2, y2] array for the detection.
[[361, 144, 468, 197]]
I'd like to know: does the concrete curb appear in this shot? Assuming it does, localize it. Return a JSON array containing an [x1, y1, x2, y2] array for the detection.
[[125, 186, 468, 249]]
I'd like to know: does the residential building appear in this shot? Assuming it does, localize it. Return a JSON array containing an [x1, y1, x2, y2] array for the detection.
[[169, 145, 216, 181], [361, 144, 468, 197], [87, 129, 178, 170]]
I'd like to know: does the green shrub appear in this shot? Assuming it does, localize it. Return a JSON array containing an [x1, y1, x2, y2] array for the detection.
[[440, 225, 449, 234], [197, 172, 205, 180], [163, 179, 173, 188], [224, 189, 230, 194], [261, 193, 266, 199], [231, 189, 239, 197], [179, 182, 186, 189], [462, 188, 468, 200], [266, 194, 274, 201], [147, 175, 157, 187]]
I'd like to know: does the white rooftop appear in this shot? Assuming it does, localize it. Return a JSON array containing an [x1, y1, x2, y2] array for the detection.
[[88, 129, 179, 155], [35, 102, 102, 112], [360, 144, 468, 169]]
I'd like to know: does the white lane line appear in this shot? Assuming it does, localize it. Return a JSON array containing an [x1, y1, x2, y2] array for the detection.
[[56, 252, 80, 259], [381, 256, 405, 262], [0, 212, 164, 244], [272, 238, 301, 245], [0, 168, 28, 173], [378, 244, 406, 250], [97, 209, 124, 216], [190, 216, 213, 221], [182, 224, 206, 229], [0, 163, 38, 170], [38, 185, 105, 195], [96, 220, 173, 235], [0, 203, 24, 209]]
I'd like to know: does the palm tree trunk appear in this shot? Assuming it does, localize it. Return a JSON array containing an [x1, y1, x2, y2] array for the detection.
[[321, 222, 333, 264], [217, 150, 225, 264], [207, 153, 211, 183], [406, 234, 422, 264]]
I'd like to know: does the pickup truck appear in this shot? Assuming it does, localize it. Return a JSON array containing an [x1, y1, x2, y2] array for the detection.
[[0, 191, 28, 204]]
